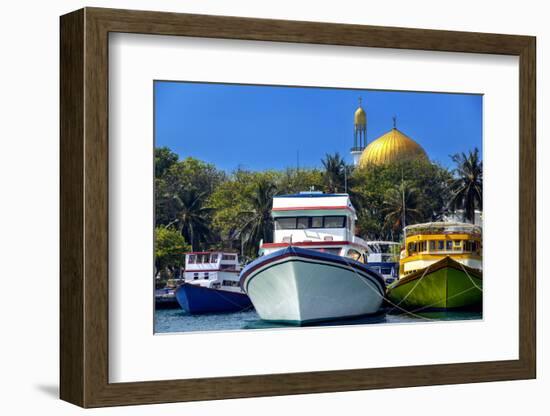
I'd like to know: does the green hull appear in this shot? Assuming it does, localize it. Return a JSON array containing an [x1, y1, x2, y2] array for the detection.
[[387, 257, 482, 310]]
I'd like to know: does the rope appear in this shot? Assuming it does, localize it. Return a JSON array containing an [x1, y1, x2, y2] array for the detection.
[[339, 254, 440, 321], [392, 262, 432, 307], [458, 261, 483, 292]]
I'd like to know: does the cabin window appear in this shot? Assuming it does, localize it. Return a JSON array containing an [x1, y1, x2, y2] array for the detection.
[[429, 241, 436, 251], [381, 267, 392, 275], [297, 217, 309, 229], [346, 249, 364, 263], [453, 240, 462, 250], [222, 280, 239, 287], [446, 241, 453, 250], [210, 253, 218, 262], [275, 216, 346, 229], [220, 264, 236, 270], [408, 242, 416, 254], [311, 217, 323, 228], [221, 254, 236, 261], [204, 273, 209, 279], [324, 216, 346, 228], [188, 255, 197, 264], [275, 217, 297, 229], [437, 241, 444, 250], [193, 273, 199, 280]]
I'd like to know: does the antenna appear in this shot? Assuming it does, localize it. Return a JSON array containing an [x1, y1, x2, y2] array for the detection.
[[344, 165, 348, 194]]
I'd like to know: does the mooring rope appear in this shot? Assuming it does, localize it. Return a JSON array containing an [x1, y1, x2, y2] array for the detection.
[[392, 262, 432, 307], [458, 261, 483, 292]]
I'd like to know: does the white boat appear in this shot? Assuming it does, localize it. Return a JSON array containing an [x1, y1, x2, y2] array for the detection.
[[239, 192, 385, 324]]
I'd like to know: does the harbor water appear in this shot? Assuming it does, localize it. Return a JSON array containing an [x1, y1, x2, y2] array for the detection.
[[155, 307, 482, 334]]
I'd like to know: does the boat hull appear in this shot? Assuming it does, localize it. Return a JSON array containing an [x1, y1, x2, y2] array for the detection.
[[387, 256, 482, 310], [240, 247, 385, 324], [175, 283, 252, 314]]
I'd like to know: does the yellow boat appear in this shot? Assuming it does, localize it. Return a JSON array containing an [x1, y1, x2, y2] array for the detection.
[[387, 222, 482, 310]]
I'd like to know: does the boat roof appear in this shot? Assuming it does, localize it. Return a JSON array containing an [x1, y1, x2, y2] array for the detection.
[[276, 192, 349, 198], [404, 222, 482, 236], [272, 192, 356, 214], [185, 251, 238, 256]]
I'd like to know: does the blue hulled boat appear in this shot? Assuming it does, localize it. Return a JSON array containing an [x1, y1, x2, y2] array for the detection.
[[175, 283, 252, 314], [175, 251, 253, 314]]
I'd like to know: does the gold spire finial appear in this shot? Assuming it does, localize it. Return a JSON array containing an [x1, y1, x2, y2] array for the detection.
[[354, 98, 366, 126]]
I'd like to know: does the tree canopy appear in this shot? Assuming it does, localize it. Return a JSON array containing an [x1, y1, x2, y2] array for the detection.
[[154, 226, 191, 279], [154, 148, 479, 270], [448, 147, 483, 223], [350, 159, 452, 240]]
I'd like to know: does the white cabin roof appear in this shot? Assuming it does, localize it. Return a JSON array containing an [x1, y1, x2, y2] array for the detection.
[[272, 192, 355, 215]]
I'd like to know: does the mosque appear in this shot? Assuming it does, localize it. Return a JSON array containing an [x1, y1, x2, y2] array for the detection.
[[350, 99, 428, 167]]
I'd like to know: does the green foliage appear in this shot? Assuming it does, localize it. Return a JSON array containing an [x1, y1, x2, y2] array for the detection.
[[278, 168, 324, 194], [208, 167, 325, 254], [155, 147, 179, 178], [155, 226, 190, 278], [238, 178, 278, 256], [351, 159, 452, 240], [156, 156, 225, 249], [321, 152, 347, 193], [154, 146, 477, 260], [208, 170, 277, 251], [449, 148, 483, 223], [381, 181, 422, 237]]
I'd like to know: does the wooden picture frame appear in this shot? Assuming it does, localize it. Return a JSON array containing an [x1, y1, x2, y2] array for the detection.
[[60, 7, 536, 408]]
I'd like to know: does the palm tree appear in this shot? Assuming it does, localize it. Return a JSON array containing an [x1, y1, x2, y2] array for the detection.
[[382, 180, 422, 237], [169, 189, 213, 251], [321, 153, 346, 193], [449, 148, 483, 223], [238, 179, 277, 255]]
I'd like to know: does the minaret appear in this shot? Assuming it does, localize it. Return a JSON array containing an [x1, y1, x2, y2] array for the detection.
[[351, 98, 367, 166]]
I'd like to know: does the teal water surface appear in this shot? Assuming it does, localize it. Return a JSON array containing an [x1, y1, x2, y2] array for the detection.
[[154, 307, 482, 334]]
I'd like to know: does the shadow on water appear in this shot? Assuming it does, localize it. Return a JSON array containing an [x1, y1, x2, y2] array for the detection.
[[386, 306, 482, 322], [155, 305, 482, 333], [243, 310, 388, 329]]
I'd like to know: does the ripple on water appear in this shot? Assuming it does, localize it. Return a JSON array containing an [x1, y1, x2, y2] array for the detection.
[[154, 307, 482, 334]]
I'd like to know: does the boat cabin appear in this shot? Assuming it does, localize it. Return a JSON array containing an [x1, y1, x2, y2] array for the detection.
[[400, 222, 482, 277], [183, 251, 242, 291], [259, 192, 369, 260]]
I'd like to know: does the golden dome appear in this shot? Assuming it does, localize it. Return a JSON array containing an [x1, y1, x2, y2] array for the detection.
[[359, 128, 428, 167], [354, 107, 366, 125]]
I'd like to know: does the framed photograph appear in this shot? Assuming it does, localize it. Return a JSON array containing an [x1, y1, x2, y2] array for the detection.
[[60, 7, 536, 408]]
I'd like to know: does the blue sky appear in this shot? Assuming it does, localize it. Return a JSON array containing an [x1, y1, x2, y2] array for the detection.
[[154, 81, 482, 171]]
